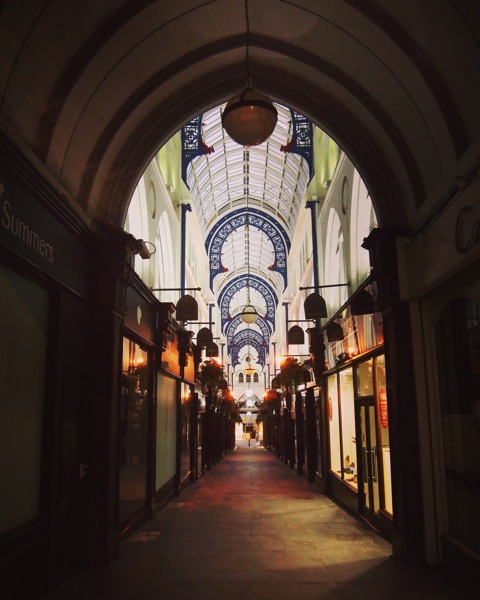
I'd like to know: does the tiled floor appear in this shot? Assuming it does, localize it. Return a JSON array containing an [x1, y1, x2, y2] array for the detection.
[[43, 442, 472, 599]]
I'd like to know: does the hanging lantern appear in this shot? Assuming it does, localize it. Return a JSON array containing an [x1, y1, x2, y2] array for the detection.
[[222, 0, 277, 147], [223, 88, 277, 146], [241, 303, 258, 324], [245, 364, 255, 376]]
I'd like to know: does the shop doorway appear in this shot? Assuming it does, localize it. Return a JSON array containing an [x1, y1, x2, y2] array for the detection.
[[119, 338, 150, 529], [357, 398, 380, 520]]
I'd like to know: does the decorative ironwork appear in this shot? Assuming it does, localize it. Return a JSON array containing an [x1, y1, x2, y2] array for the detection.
[[217, 274, 277, 333], [206, 207, 290, 290], [230, 328, 267, 367], [281, 111, 314, 182], [181, 115, 214, 185], [225, 314, 271, 347], [225, 315, 271, 361]]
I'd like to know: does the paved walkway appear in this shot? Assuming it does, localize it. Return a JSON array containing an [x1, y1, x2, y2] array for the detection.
[[44, 442, 470, 599]]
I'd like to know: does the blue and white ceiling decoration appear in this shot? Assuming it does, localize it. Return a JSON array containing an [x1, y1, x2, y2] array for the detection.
[[205, 208, 290, 290], [181, 115, 214, 183], [283, 111, 314, 182], [218, 274, 278, 334], [226, 314, 271, 349], [180, 102, 313, 368], [230, 329, 268, 368]]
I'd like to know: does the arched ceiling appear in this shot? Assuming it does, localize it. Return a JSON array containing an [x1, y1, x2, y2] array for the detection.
[[181, 101, 308, 364], [1, 1, 479, 238], [186, 103, 310, 240]]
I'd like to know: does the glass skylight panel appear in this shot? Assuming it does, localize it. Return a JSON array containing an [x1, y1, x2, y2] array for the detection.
[[203, 198, 215, 218], [228, 164, 243, 177], [197, 170, 210, 189]]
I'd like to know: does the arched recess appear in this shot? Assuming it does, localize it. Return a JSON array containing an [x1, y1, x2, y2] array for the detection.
[[206, 208, 290, 290], [6, 3, 471, 231], [218, 274, 278, 333], [99, 70, 411, 232]]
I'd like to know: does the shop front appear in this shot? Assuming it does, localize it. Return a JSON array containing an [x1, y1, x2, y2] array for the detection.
[[179, 334, 198, 487], [322, 299, 393, 537], [404, 176, 480, 570], [326, 353, 392, 534], [0, 156, 94, 593], [155, 303, 181, 505], [119, 280, 157, 534]]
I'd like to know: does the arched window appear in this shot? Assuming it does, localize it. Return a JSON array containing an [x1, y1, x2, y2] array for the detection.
[[253, 372, 259, 383], [156, 211, 175, 303], [350, 169, 376, 285], [246, 374, 251, 383], [238, 372, 244, 383], [325, 207, 347, 312]]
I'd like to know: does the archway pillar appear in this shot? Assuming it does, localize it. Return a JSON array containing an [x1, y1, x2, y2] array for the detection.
[[87, 228, 137, 566], [363, 228, 426, 564]]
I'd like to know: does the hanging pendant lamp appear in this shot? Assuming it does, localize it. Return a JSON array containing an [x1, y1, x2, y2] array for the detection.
[[222, 0, 277, 147], [245, 335, 255, 375], [240, 150, 258, 324], [241, 304, 258, 324], [245, 362, 255, 376], [223, 88, 277, 147]]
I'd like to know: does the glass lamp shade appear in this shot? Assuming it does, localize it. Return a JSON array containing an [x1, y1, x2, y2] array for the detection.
[[245, 365, 255, 376], [241, 304, 258, 324], [222, 88, 278, 146]]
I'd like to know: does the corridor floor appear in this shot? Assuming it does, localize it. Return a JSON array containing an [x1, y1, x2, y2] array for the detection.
[[43, 442, 469, 600]]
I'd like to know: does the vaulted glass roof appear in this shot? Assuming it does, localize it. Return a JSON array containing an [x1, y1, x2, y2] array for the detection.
[[183, 103, 312, 366], [186, 104, 310, 241]]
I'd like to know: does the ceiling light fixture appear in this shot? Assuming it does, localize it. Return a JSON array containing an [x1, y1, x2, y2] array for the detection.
[[244, 338, 255, 376], [241, 150, 258, 324], [245, 363, 255, 376], [222, 0, 277, 146]]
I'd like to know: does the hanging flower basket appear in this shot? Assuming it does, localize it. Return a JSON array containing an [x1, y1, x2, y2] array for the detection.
[[278, 357, 303, 391], [264, 389, 278, 403], [199, 360, 224, 395]]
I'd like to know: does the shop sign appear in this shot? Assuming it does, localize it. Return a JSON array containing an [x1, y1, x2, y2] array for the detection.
[[328, 396, 333, 421], [0, 168, 89, 296], [161, 330, 181, 377], [182, 350, 196, 384], [378, 387, 388, 429], [124, 285, 155, 343]]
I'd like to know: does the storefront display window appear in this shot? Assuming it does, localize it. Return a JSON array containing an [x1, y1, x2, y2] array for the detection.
[[436, 297, 480, 555], [376, 354, 392, 514], [339, 368, 357, 488], [0, 265, 48, 535], [180, 383, 192, 485], [328, 374, 341, 475], [119, 338, 149, 527], [156, 373, 177, 491], [315, 391, 323, 478], [356, 358, 373, 397]]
